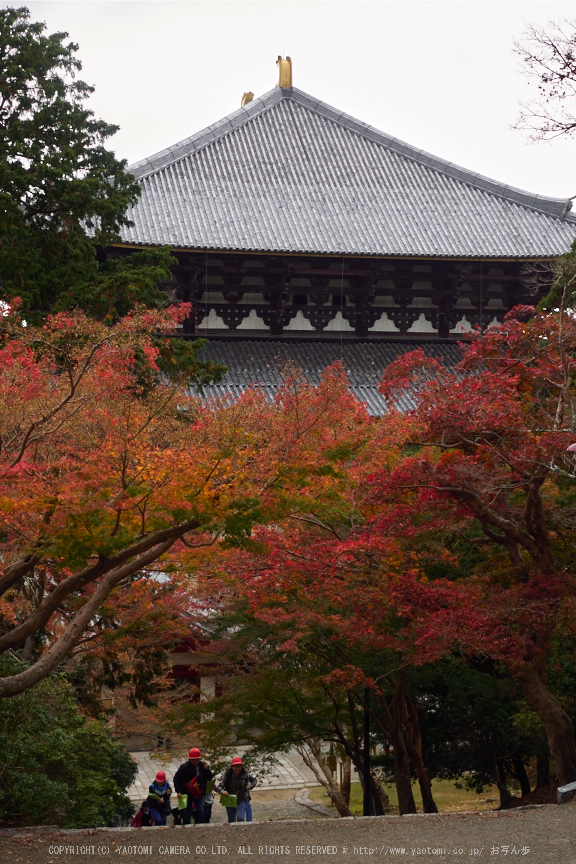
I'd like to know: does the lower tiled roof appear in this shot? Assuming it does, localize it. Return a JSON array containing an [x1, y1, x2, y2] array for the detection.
[[196, 339, 462, 415]]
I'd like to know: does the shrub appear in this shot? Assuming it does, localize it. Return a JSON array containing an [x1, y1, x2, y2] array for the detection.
[[0, 656, 136, 828]]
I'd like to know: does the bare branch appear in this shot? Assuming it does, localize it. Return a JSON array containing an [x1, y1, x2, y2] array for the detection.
[[514, 20, 576, 142]]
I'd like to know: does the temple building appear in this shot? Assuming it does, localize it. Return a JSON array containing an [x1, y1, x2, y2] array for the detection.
[[113, 58, 576, 412]]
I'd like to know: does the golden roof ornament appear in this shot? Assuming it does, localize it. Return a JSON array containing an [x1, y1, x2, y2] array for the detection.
[[241, 92, 254, 107], [276, 56, 292, 89]]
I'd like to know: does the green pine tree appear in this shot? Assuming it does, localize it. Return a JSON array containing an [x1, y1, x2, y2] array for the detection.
[[0, 6, 154, 320]]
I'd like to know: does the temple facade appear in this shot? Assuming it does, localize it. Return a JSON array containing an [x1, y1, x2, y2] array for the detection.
[[111, 60, 576, 410]]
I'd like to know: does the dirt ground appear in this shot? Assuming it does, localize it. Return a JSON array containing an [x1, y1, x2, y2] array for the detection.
[[2, 801, 576, 864]]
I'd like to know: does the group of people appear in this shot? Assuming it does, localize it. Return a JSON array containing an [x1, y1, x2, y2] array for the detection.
[[131, 748, 257, 827]]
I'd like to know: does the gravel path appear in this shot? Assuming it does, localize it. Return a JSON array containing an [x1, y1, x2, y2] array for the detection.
[[173, 790, 330, 824], [2, 802, 576, 864]]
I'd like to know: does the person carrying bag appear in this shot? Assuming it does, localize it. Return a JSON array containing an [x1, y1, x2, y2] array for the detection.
[[147, 770, 172, 826], [217, 757, 256, 823], [173, 747, 213, 825]]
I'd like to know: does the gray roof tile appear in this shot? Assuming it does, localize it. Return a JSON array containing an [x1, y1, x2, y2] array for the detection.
[[196, 339, 462, 416], [123, 87, 576, 258]]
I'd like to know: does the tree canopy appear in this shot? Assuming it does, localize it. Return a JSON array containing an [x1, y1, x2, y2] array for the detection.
[[0, 306, 365, 699], [165, 300, 576, 810], [4, 300, 576, 808], [0, 6, 166, 320]]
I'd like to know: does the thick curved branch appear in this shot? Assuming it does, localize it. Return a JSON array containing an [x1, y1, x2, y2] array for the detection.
[[400, 482, 554, 570], [0, 555, 40, 596], [453, 486, 554, 571], [0, 516, 201, 651], [0, 538, 174, 698]]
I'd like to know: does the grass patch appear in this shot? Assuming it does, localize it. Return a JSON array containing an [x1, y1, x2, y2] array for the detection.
[[309, 779, 500, 815]]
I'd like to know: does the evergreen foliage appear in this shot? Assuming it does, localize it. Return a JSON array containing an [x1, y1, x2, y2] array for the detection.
[[0, 7, 171, 322], [0, 655, 136, 828]]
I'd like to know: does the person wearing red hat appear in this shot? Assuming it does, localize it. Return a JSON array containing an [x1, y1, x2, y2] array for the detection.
[[147, 770, 172, 825], [173, 747, 213, 825], [216, 756, 257, 823]]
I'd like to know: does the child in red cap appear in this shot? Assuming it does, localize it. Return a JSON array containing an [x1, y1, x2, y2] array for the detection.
[[147, 770, 172, 825]]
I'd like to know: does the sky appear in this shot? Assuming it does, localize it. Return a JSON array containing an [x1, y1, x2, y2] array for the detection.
[[21, 1, 576, 200]]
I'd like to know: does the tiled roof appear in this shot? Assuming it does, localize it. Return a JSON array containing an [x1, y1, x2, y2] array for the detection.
[[123, 87, 576, 259], [196, 339, 462, 415]]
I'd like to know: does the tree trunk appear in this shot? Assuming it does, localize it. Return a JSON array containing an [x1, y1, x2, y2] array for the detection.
[[296, 740, 353, 818], [390, 677, 417, 814], [340, 756, 351, 807], [403, 688, 438, 813], [341, 693, 375, 814], [373, 680, 417, 815], [366, 773, 385, 816], [344, 692, 366, 789], [370, 772, 391, 813], [511, 754, 531, 797], [390, 731, 416, 814], [518, 638, 576, 786], [495, 759, 512, 809], [21, 635, 34, 662], [536, 744, 551, 790]]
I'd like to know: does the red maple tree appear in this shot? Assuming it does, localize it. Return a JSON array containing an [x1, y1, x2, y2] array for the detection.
[[0, 317, 363, 700], [374, 303, 576, 784], [200, 298, 576, 798]]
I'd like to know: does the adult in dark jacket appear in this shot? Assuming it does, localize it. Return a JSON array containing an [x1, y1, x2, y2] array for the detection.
[[173, 747, 213, 824], [218, 756, 257, 823]]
